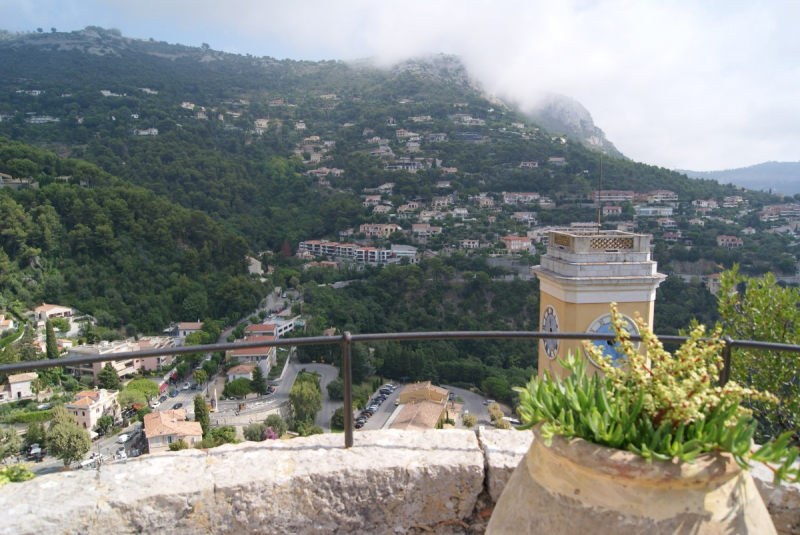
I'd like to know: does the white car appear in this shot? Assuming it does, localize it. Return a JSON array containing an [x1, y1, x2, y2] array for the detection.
[[116, 434, 130, 444], [182, 382, 191, 390], [150, 400, 160, 409]]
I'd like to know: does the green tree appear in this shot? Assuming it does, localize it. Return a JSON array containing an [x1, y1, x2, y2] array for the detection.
[[202, 359, 218, 377], [0, 427, 22, 463], [24, 422, 47, 449], [718, 267, 800, 442], [126, 379, 159, 400], [97, 363, 120, 390], [194, 394, 210, 436], [50, 317, 70, 332], [118, 389, 147, 409], [48, 423, 91, 466], [45, 320, 59, 360], [169, 440, 189, 451], [289, 379, 322, 424], [193, 369, 208, 389], [250, 365, 267, 396], [136, 406, 152, 421], [481, 377, 512, 402], [48, 406, 77, 432], [223, 378, 251, 398], [243, 423, 267, 441], [264, 414, 288, 437], [326, 378, 344, 400], [331, 407, 346, 429], [96, 415, 114, 433]]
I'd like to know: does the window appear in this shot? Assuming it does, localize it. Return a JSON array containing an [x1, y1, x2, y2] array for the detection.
[[168, 436, 174, 444], [82, 411, 85, 416], [154, 437, 160, 445]]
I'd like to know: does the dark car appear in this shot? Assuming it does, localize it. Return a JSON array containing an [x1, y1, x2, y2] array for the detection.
[[159, 395, 168, 403], [169, 390, 179, 398], [172, 402, 183, 409], [191, 384, 198, 390], [355, 421, 365, 429]]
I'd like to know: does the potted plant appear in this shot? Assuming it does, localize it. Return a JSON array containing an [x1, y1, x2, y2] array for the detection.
[[487, 305, 799, 535]]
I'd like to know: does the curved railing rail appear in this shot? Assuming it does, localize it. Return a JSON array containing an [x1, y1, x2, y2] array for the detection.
[[2, 330, 799, 448]]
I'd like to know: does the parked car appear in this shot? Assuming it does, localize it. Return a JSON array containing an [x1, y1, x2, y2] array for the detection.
[[159, 395, 168, 403], [483, 399, 496, 405], [173, 402, 183, 410], [169, 390, 179, 398], [355, 421, 365, 429], [150, 401, 160, 409], [182, 382, 191, 390], [116, 434, 130, 444], [191, 384, 198, 390]]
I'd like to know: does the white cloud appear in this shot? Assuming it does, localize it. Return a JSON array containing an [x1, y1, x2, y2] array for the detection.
[[5, 0, 800, 170]]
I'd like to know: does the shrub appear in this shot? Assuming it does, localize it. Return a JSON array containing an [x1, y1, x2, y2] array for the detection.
[[494, 418, 511, 430], [462, 413, 477, 428], [264, 414, 288, 437], [169, 440, 188, 451], [243, 423, 266, 442], [10, 410, 53, 424]]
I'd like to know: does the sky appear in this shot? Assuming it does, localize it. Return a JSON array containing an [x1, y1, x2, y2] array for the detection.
[[2, 0, 799, 172]]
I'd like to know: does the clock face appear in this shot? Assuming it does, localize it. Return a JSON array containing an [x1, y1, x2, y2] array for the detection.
[[585, 313, 639, 368], [541, 306, 559, 359]]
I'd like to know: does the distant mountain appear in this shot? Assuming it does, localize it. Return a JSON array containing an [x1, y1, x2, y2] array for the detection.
[[681, 162, 800, 196], [524, 93, 625, 159]]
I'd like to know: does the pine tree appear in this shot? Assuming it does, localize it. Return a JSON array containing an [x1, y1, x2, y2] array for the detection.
[[194, 394, 210, 436], [251, 365, 267, 396], [97, 363, 120, 390], [45, 320, 59, 360]]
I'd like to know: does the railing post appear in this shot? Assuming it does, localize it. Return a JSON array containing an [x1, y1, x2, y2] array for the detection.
[[342, 331, 353, 448], [720, 336, 733, 386]]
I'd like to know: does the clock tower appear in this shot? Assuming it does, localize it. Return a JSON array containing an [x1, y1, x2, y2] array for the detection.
[[532, 229, 665, 378]]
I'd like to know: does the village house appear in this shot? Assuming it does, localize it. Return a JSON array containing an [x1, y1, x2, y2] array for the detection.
[[135, 128, 158, 136], [227, 364, 256, 381], [372, 205, 392, 214], [657, 218, 678, 230], [689, 218, 705, 226], [0, 314, 17, 333], [477, 197, 494, 208], [34, 303, 73, 325], [295, 122, 306, 130], [144, 410, 203, 454], [593, 190, 635, 204], [432, 196, 453, 208], [228, 336, 277, 376], [602, 206, 622, 217], [706, 273, 722, 295], [717, 235, 744, 248], [461, 239, 480, 250], [0, 373, 37, 403], [742, 227, 756, 235], [636, 206, 673, 217], [412, 224, 443, 237], [359, 223, 402, 238], [663, 232, 682, 243], [548, 157, 567, 166], [427, 133, 447, 142], [65, 389, 120, 431], [398, 202, 420, 214], [362, 195, 382, 207], [519, 161, 539, 169], [646, 190, 679, 203], [436, 181, 451, 188], [501, 235, 532, 252]]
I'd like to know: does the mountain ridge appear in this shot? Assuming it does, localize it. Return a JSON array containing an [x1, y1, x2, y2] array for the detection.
[[680, 161, 800, 195]]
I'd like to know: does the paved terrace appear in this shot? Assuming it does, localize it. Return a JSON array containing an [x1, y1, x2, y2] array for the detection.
[[1, 429, 797, 535]]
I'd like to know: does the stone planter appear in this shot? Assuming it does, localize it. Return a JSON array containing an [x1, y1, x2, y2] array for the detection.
[[486, 424, 776, 534]]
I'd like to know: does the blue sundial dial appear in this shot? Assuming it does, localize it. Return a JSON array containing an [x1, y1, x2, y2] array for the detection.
[[585, 314, 639, 368]]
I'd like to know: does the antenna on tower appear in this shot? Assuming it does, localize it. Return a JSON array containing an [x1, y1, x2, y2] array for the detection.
[[596, 153, 603, 234]]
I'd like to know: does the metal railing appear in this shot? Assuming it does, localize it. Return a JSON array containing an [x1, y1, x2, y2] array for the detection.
[[2, 330, 800, 448]]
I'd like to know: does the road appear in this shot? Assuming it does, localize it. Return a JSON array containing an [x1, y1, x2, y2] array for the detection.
[[359, 384, 402, 431]]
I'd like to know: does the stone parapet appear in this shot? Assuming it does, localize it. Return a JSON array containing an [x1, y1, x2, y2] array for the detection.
[[1, 429, 797, 535]]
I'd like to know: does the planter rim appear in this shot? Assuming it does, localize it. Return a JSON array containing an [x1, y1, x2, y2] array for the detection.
[[530, 422, 742, 487]]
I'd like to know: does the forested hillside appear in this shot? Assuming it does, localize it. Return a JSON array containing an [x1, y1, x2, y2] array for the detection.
[[0, 139, 262, 332], [0, 27, 759, 254]]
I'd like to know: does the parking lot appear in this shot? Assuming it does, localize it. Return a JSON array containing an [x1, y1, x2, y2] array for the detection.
[[356, 383, 402, 431]]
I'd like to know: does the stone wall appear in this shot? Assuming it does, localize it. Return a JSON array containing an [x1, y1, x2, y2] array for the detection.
[[1, 429, 797, 535]]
